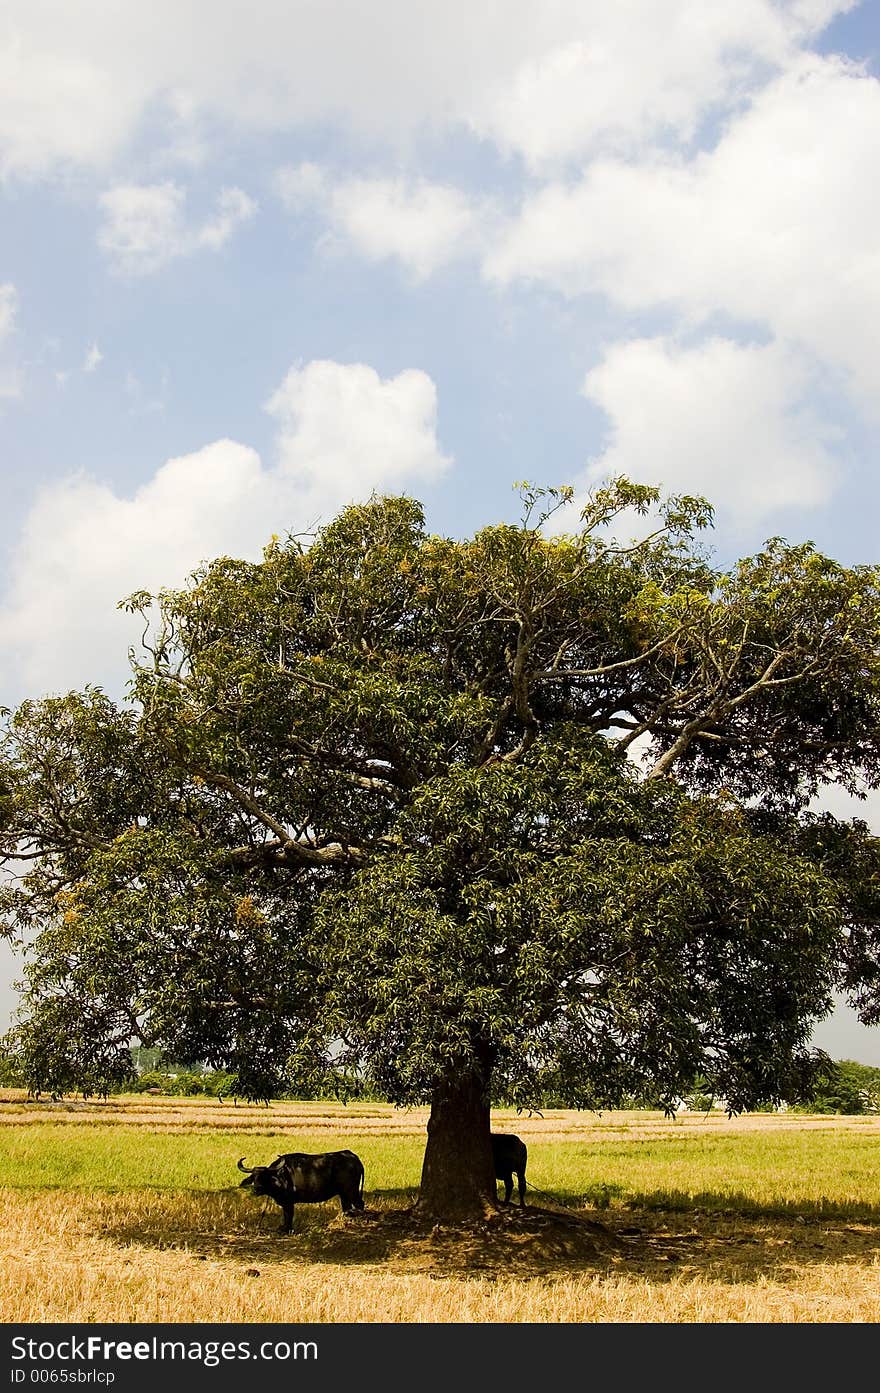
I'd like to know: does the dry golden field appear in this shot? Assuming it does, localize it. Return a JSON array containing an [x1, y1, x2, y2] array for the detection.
[[1, 1092, 879, 1323]]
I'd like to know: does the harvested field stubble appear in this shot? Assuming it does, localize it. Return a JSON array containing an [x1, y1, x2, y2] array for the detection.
[[1, 1096, 879, 1322]]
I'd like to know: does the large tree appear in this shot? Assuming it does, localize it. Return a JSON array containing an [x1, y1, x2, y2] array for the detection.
[[3, 480, 880, 1218]]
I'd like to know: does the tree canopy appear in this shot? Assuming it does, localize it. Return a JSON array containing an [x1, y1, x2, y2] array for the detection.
[[3, 479, 880, 1216]]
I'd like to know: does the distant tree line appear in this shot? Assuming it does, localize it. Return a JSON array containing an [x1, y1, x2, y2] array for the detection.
[[495, 1060, 880, 1115], [1, 1041, 877, 1113], [787, 1059, 880, 1115], [0, 1043, 386, 1103]]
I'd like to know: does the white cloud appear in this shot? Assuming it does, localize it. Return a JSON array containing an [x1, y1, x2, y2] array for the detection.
[[0, 2, 856, 179], [267, 359, 452, 491], [577, 336, 837, 531], [195, 186, 258, 250], [97, 182, 256, 275], [0, 360, 451, 697], [487, 55, 880, 409], [83, 342, 103, 373], [277, 161, 327, 209], [0, 283, 21, 400], [0, 33, 146, 179], [97, 182, 186, 274], [0, 283, 17, 340], [465, 0, 851, 169], [278, 164, 480, 278]]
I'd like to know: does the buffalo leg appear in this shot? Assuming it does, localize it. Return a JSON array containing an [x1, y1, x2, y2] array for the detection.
[[517, 1170, 526, 1207], [278, 1202, 294, 1235]]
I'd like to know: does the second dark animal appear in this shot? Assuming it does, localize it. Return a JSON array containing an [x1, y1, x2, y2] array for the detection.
[[491, 1131, 527, 1206], [237, 1149, 365, 1235]]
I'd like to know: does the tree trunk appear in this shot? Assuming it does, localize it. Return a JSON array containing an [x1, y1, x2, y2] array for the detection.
[[415, 1065, 497, 1222]]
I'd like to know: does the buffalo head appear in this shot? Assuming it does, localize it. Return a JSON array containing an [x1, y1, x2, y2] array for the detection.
[[237, 1155, 293, 1200]]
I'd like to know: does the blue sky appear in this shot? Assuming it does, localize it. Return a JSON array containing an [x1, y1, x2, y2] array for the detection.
[[1, 1, 880, 1063]]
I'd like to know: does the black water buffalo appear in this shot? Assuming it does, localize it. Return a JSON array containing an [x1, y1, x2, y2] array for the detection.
[[237, 1149, 365, 1235], [491, 1132, 527, 1207]]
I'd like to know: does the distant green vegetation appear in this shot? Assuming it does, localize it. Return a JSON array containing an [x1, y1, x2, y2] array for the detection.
[[788, 1059, 880, 1115], [129, 1069, 236, 1098], [496, 1060, 880, 1116], [5, 1045, 879, 1115]]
